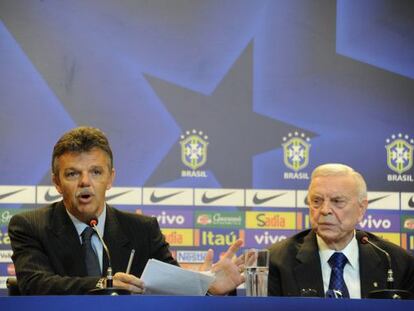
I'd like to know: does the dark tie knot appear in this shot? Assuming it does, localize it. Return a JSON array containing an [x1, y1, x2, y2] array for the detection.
[[328, 252, 348, 270], [81, 226, 95, 242]]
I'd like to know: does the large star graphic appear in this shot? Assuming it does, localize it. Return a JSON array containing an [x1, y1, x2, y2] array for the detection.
[[144, 41, 313, 188]]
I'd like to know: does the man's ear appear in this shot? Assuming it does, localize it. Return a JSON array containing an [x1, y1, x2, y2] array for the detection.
[[357, 198, 368, 222], [106, 168, 115, 190], [52, 173, 63, 194]]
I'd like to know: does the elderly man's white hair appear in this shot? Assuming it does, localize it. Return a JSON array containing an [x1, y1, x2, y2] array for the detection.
[[310, 163, 367, 203]]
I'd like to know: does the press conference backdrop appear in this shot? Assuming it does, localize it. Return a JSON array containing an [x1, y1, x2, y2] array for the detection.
[[1, 0, 414, 296]]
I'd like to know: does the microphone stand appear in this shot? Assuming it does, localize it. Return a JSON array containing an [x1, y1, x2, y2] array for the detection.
[[87, 220, 131, 295], [360, 234, 412, 299]]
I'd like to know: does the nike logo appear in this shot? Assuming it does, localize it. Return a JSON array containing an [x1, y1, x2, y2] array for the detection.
[[0, 189, 25, 201], [44, 189, 62, 201], [106, 190, 133, 201], [367, 195, 389, 205], [201, 192, 234, 204], [253, 192, 287, 205], [150, 190, 184, 203], [408, 196, 414, 208]]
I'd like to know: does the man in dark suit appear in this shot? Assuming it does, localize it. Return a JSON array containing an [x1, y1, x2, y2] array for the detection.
[[268, 163, 414, 298], [9, 126, 243, 295]]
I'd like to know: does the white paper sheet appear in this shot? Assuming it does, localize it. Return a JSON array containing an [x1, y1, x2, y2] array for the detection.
[[141, 259, 215, 295]]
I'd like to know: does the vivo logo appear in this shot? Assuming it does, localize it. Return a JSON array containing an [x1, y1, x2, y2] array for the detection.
[[254, 231, 287, 245], [156, 211, 185, 225], [359, 215, 391, 229]]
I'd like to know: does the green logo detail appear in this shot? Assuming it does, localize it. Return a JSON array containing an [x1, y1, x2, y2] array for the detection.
[[385, 134, 414, 174], [180, 130, 208, 170], [282, 132, 311, 171], [195, 211, 244, 228]]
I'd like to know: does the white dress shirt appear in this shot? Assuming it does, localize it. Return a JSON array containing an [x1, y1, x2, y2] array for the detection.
[[317, 232, 361, 298]]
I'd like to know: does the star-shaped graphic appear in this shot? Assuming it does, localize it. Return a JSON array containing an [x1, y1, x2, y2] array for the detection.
[[144, 42, 314, 188]]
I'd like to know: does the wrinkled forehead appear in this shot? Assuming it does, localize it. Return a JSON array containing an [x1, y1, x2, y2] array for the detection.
[[308, 174, 359, 198]]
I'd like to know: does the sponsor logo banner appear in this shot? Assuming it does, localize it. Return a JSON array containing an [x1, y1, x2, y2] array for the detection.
[[0, 226, 10, 249], [143, 209, 193, 228], [401, 215, 414, 232], [244, 229, 294, 248], [105, 187, 141, 205], [367, 192, 399, 210], [0, 208, 28, 226], [296, 190, 308, 208], [401, 193, 414, 211], [246, 211, 296, 229], [194, 189, 244, 206], [357, 213, 400, 232], [404, 234, 414, 252], [143, 188, 193, 206], [36, 186, 62, 204], [199, 229, 244, 246], [194, 211, 244, 228], [371, 232, 401, 247], [0, 250, 12, 263], [245, 190, 295, 208], [161, 229, 195, 246], [0, 186, 35, 204], [176, 250, 208, 263]]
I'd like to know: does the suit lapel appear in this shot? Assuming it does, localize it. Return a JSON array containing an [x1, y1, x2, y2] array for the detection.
[[47, 201, 87, 276], [103, 206, 132, 274], [359, 240, 385, 297], [293, 231, 325, 297]]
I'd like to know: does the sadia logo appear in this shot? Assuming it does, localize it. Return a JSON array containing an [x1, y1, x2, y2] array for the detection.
[[282, 132, 310, 180], [385, 134, 414, 182], [180, 129, 208, 178]]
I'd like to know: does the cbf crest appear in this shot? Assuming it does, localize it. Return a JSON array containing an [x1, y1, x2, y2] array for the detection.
[[385, 134, 414, 175], [180, 130, 208, 177], [282, 132, 311, 179]]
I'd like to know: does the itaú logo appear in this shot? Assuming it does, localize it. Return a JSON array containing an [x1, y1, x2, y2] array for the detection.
[[201, 231, 239, 246]]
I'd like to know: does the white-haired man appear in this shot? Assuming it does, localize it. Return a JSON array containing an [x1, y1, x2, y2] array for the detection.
[[268, 163, 414, 298]]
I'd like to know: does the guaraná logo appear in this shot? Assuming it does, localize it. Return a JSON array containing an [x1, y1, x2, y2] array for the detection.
[[180, 130, 208, 177], [385, 134, 414, 175]]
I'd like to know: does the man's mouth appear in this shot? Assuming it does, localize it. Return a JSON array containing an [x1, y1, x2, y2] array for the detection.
[[77, 190, 94, 203]]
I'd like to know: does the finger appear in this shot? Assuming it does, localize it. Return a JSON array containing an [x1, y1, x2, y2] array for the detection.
[[223, 239, 243, 259], [114, 272, 145, 289], [199, 248, 214, 271]]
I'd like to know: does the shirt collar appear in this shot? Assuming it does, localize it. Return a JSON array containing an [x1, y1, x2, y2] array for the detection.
[[66, 205, 107, 238], [317, 231, 359, 268]]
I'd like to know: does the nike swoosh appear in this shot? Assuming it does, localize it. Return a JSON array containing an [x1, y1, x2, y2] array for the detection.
[[106, 190, 133, 201], [253, 192, 287, 205], [368, 195, 390, 204], [44, 189, 62, 201], [150, 191, 184, 203], [202, 192, 235, 204], [408, 196, 414, 208], [0, 189, 25, 200]]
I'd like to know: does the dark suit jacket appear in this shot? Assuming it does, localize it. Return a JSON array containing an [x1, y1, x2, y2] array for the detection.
[[268, 229, 414, 298], [8, 201, 178, 295]]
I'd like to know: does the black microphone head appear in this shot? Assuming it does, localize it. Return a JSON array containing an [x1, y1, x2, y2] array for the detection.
[[89, 218, 98, 227], [360, 236, 369, 244]]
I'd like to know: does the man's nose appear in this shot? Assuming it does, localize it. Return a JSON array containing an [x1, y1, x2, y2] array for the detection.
[[320, 199, 332, 215], [79, 172, 91, 187]]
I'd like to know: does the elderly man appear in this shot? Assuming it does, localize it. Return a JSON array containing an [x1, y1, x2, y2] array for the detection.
[[268, 163, 414, 298], [9, 126, 243, 295]]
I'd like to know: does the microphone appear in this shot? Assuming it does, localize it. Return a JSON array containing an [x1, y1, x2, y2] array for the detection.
[[359, 234, 394, 289], [89, 218, 113, 288]]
